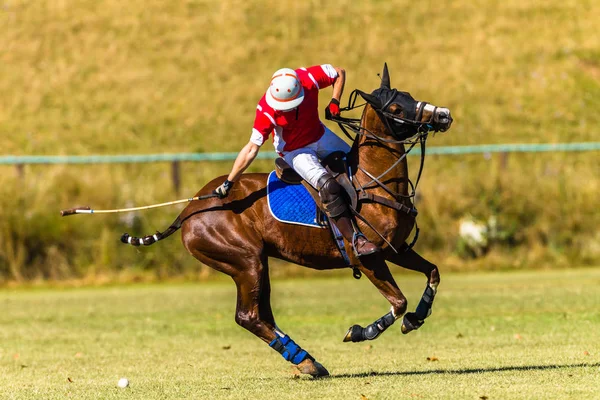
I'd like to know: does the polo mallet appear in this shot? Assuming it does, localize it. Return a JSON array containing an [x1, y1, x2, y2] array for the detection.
[[60, 193, 219, 216]]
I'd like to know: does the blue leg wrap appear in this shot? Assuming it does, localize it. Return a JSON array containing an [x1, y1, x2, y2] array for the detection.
[[269, 334, 312, 365]]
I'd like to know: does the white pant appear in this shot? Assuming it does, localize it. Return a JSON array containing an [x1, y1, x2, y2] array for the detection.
[[282, 125, 351, 189]]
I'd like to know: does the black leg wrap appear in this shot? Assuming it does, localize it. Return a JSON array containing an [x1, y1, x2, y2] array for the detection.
[[401, 284, 436, 334], [364, 312, 396, 340], [343, 312, 396, 342], [414, 285, 435, 320]]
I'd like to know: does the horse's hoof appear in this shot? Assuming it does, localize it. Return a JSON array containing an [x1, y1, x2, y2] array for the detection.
[[343, 325, 364, 342], [343, 327, 353, 342], [297, 359, 330, 377], [401, 312, 424, 334]]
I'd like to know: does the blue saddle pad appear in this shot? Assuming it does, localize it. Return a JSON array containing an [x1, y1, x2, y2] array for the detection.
[[267, 171, 325, 228]]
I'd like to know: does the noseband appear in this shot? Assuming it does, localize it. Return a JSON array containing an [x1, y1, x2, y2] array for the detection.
[[378, 89, 438, 136]]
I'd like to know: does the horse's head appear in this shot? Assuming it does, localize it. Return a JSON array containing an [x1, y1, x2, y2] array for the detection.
[[358, 63, 453, 140]]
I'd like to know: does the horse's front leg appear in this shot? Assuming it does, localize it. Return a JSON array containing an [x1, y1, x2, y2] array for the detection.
[[384, 245, 440, 334], [343, 254, 407, 343]]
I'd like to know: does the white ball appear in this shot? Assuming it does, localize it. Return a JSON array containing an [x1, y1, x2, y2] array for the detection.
[[117, 378, 129, 388]]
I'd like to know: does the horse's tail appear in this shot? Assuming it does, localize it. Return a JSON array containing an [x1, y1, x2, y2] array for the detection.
[[120, 216, 182, 247]]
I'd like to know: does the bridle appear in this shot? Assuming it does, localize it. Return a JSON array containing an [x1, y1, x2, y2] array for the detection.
[[330, 88, 439, 253], [336, 89, 439, 137], [332, 88, 437, 199]]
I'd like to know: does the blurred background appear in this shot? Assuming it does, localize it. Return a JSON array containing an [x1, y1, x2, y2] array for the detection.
[[1, 0, 599, 283]]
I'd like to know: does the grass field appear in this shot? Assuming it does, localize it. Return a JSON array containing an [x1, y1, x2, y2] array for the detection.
[[1, 267, 599, 399]]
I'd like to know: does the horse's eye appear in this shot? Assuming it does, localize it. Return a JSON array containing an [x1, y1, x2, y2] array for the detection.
[[388, 104, 402, 115]]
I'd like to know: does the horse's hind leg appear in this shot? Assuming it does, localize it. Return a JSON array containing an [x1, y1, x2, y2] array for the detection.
[[233, 257, 329, 377], [257, 254, 276, 329], [343, 254, 408, 342], [385, 246, 440, 334]]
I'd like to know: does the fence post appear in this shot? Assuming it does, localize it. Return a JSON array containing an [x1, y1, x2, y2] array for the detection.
[[15, 164, 24, 180], [500, 152, 509, 169], [171, 161, 181, 195]]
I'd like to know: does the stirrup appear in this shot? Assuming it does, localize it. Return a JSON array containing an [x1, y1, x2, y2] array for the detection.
[[351, 232, 379, 257]]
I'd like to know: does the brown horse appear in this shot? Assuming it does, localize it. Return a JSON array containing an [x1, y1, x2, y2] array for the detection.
[[122, 64, 453, 377]]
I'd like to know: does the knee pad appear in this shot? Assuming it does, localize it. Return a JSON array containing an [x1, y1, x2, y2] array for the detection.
[[318, 176, 347, 218], [318, 176, 341, 202]]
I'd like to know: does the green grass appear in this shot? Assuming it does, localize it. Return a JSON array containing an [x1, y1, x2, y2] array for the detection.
[[1, 268, 599, 399]]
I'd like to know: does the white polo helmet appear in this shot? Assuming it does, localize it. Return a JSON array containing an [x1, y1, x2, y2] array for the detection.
[[265, 68, 304, 111]]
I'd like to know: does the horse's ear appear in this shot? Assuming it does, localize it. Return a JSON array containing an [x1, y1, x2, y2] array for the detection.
[[380, 62, 391, 89], [358, 90, 383, 109]]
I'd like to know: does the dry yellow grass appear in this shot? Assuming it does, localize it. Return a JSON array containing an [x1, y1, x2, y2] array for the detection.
[[2, 0, 599, 153], [1, 0, 599, 281]]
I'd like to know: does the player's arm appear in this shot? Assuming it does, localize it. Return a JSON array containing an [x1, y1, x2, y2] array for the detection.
[[330, 66, 346, 104], [214, 107, 272, 198], [226, 141, 260, 183], [325, 66, 345, 119]]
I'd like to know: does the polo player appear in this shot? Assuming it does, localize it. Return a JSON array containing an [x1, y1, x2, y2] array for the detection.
[[214, 64, 378, 256]]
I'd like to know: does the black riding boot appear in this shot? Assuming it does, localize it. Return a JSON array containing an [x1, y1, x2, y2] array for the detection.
[[334, 214, 379, 257]]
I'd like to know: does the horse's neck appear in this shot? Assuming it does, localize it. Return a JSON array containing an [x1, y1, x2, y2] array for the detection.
[[354, 106, 410, 196]]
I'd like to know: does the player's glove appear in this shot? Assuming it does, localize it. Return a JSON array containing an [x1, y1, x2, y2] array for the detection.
[[214, 180, 234, 198], [325, 98, 341, 120]]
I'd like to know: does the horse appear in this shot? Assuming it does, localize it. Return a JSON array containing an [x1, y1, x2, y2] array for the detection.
[[122, 64, 453, 377]]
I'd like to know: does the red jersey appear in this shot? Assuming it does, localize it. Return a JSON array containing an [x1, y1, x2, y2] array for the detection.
[[250, 64, 338, 153]]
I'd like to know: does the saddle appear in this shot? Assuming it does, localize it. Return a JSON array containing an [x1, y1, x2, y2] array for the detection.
[[274, 151, 358, 212]]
